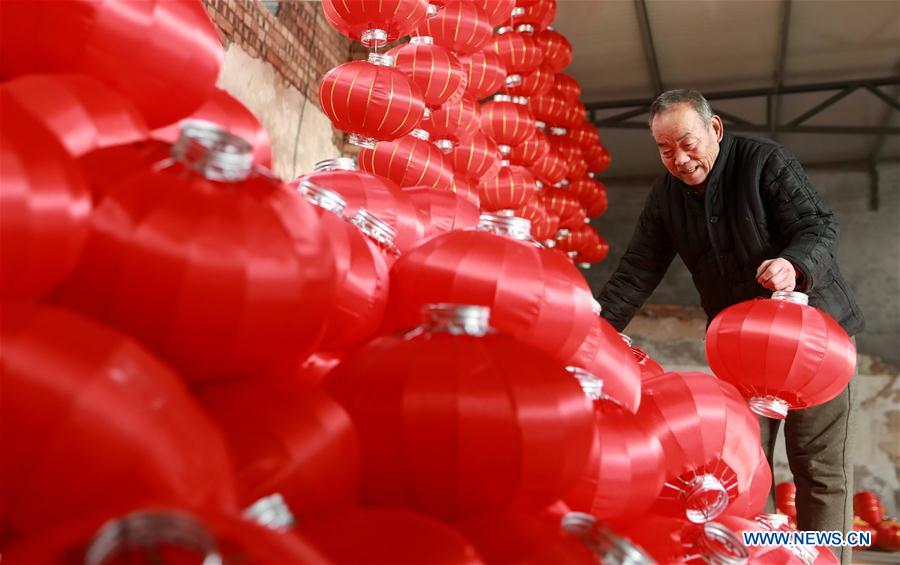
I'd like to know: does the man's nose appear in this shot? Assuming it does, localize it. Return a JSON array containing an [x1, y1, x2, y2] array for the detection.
[[673, 151, 690, 165]]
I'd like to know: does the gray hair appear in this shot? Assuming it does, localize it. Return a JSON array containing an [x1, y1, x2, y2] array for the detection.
[[648, 89, 714, 127]]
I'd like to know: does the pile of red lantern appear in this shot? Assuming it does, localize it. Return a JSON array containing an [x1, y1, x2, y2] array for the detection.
[[0, 0, 866, 563]]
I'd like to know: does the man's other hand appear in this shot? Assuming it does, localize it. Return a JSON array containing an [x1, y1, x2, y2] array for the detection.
[[756, 258, 797, 292]]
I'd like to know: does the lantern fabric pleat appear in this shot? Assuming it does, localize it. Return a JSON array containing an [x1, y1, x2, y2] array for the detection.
[[721, 448, 772, 519], [449, 175, 482, 207], [503, 63, 555, 98], [505, 0, 556, 32], [584, 143, 612, 173]]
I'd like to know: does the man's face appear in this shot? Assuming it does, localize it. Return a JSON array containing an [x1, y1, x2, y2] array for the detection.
[[651, 103, 724, 186]]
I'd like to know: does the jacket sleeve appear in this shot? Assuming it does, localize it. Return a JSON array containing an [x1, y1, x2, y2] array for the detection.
[[597, 182, 676, 331], [761, 149, 839, 292]]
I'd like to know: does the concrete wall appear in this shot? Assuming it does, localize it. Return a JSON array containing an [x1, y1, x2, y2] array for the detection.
[[584, 161, 900, 368]]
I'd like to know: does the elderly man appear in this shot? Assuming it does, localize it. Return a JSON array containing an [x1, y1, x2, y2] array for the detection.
[[596, 89, 864, 563]]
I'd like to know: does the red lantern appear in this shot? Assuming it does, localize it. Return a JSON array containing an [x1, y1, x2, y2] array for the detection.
[[318, 54, 426, 149], [549, 135, 586, 176], [460, 49, 508, 100], [299, 158, 421, 255], [296, 181, 392, 350], [530, 145, 569, 186], [150, 87, 272, 168], [299, 507, 484, 564], [503, 62, 555, 98], [505, 0, 556, 32], [382, 216, 597, 365], [61, 125, 336, 383], [620, 334, 666, 380], [584, 143, 612, 173], [405, 186, 481, 237], [359, 131, 454, 191], [415, 0, 493, 55], [776, 482, 798, 518], [479, 95, 536, 153], [577, 234, 610, 265], [515, 197, 559, 242], [0, 303, 237, 538], [79, 140, 172, 203], [438, 0, 516, 26], [486, 28, 544, 84], [622, 517, 749, 564], [198, 375, 359, 517], [554, 73, 582, 103], [564, 403, 665, 524], [637, 371, 764, 523], [877, 519, 900, 551], [531, 91, 582, 130], [567, 120, 601, 152], [450, 130, 502, 181], [322, 0, 428, 48], [854, 491, 885, 526], [0, 0, 222, 128], [706, 291, 857, 419], [478, 164, 539, 212], [541, 185, 585, 228], [510, 126, 550, 166], [536, 28, 573, 72], [585, 178, 609, 217], [325, 304, 596, 518], [388, 36, 467, 110], [423, 94, 481, 150], [721, 449, 772, 519], [450, 175, 482, 207], [853, 517, 878, 549], [0, 90, 91, 300], [455, 513, 597, 564]]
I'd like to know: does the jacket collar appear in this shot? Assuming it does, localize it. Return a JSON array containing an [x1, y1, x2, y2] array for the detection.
[[705, 130, 733, 189]]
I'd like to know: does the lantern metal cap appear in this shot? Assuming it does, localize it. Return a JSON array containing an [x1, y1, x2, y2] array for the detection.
[[422, 304, 491, 337], [542, 238, 556, 248], [511, 7, 526, 17], [535, 180, 544, 189], [577, 262, 591, 269], [499, 159, 511, 167], [434, 139, 454, 153], [516, 24, 535, 34], [565, 366, 603, 400], [748, 395, 790, 419], [496, 25, 514, 35], [696, 522, 750, 565], [477, 213, 532, 241], [555, 228, 572, 238], [84, 510, 222, 565], [549, 126, 568, 136], [535, 120, 547, 129], [411, 128, 431, 141], [352, 208, 400, 257], [315, 157, 358, 172], [498, 145, 512, 155], [680, 474, 729, 523], [505, 74, 523, 87], [771, 290, 809, 305], [367, 52, 394, 67], [588, 171, 597, 179], [584, 217, 591, 224], [618, 332, 633, 346], [511, 96, 529, 106], [561, 513, 653, 565], [556, 179, 570, 187], [297, 179, 348, 216], [410, 35, 434, 45], [567, 251, 578, 258], [243, 493, 296, 532], [493, 94, 513, 103], [172, 122, 253, 182], [755, 513, 790, 530], [426, 3, 439, 17], [361, 29, 389, 49], [422, 107, 433, 121]]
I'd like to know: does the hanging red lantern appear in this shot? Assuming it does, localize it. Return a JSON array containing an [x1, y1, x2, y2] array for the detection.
[[554, 225, 593, 257], [299, 158, 421, 255], [549, 134, 586, 174], [505, 0, 556, 32], [405, 186, 481, 237], [554, 73, 582, 103], [383, 216, 597, 365], [564, 403, 665, 524], [706, 291, 856, 419], [620, 333, 666, 380], [541, 185, 585, 228], [515, 196, 559, 242], [567, 120, 601, 152], [0, 0, 222, 128], [536, 28, 573, 72], [299, 507, 484, 565], [435, 0, 515, 26], [296, 181, 392, 350], [318, 53, 426, 149], [460, 49, 508, 100], [388, 36, 467, 111], [510, 126, 550, 166], [486, 28, 544, 86], [358, 130, 455, 191], [584, 144, 612, 173], [60, 124, 336, 383], [415, 0, 493, 55], [321, 0, 428, 48], [622, 517, 749, 564], [579, 177, 609, 217], [198, 375, 359, 517], [776, 482, 798, 519], [325, 304, 596, 518], [455, 513, 597, 564], [531, 91, 581, 130], [854, 491, 885, 526], [478, 163, 539, 212], [450, 130, 503, 182], [150, 87, 272, 168], [503, 62, 555, 98], [450, 175, 482, 207], [423, 94, 481, 150], [721, 449, 772, 520], [0, 303, 237, 538], [637, 371, 764, 523], [530, 145, 569, 186], [0, 91, 91, 300], [479, 95, 536, 154], [576, 233, 610, 265]]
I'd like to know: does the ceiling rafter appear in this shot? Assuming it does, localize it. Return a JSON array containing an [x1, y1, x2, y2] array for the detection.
[[634, 0, 663, 96]]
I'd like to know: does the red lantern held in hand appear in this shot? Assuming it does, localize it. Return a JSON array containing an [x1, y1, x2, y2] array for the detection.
[[706, 291, 857, 419], [450, 130, 502, 182], [479, 94, 536, 155], [423, 94, 481, 151], [0, 303, 237, 538], [359, 130, 454, 191], [460, 49, 508, 100], [325, 304, 596, 518], [60, 124, 336, 383], [854, 491, 885, 526], [383, 215, 596, 366], [150, 87, 273, 168], [322, 0, 428, 48], [637, 371, 764, 523], [0, 0, 222, 128], [415, 0, 493, 55], [405, 186, 481, 237], [478, 163, 539, 212], [389, 36, 467, 111], [318, 53, 426, 149]]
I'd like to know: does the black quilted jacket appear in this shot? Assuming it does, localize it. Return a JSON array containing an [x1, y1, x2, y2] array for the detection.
[[597, 132, 865, 336]]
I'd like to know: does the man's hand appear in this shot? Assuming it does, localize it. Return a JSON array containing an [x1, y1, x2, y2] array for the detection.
[[756, 258, 798, 291]]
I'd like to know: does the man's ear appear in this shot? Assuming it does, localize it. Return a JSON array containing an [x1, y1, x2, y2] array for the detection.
[[711, 115, 724, 142]]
